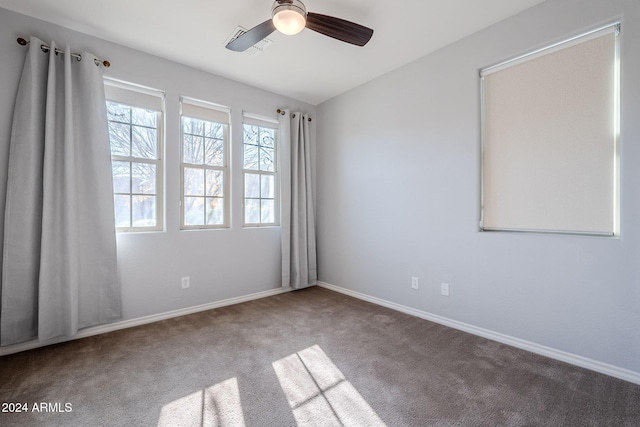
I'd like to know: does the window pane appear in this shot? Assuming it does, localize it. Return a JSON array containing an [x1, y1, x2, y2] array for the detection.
[[242, 120, 278, 227], [106, 90, 163, 232], [107, 102, 130, 123], [131, 125, 158, 159], [243, 124, 258, 145], [261, 175, 275, 198], [206, 198, 224, 225], [181, 112, 227, 229], [184, 196, 204, 226], [131, 107, 157, 128], [204, 138, 224, 166], [112, 161, 130, 193], [260, 128, 275, 148], [183, 117, 204, 136], [206, 170, 224, 197], [109, 122, 130, 156], [245, 173, 260, 198], [244, 144, 259, 170], [114, 194, 130, 228], [245, 199, 260, 224], [132, 162, 156, 194], [132, 195, 156, 227], [261, 199, 275, 224], [184, 167, 205, 196], [183, 134, 204, 164], [205, 121, 224, 139], [260, 147, 275, 172]]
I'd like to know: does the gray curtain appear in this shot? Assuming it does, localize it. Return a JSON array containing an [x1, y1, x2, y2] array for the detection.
[[279, 110, 317, 289], [1, 37, 120, 346]]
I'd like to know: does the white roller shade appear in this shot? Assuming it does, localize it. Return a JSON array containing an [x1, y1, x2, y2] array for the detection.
[[104, 78, 164, 111], [243, 112, 279, 129], [181, 97, 230, 124], [481, 25, 619, 235]]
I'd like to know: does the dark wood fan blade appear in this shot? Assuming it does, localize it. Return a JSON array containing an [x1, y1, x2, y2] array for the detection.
[[305, 12, 373, 46], [226, 19, 276, 52]]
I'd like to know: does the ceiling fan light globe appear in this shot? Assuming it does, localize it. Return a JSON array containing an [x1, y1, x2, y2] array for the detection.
[[272, 1, 307, 36]]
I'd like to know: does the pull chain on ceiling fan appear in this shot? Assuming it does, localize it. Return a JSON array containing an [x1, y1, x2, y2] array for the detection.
[[226, 0, 374, 52]]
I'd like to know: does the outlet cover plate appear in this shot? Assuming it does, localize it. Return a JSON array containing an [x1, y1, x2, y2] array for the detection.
[[441, 282, 449, 297]]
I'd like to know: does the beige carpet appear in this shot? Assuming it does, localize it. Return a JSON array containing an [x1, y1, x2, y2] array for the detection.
[[1, 286, 639, 426]]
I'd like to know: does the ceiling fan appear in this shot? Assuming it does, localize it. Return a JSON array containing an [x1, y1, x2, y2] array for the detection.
[[226, 0, 374, 52]]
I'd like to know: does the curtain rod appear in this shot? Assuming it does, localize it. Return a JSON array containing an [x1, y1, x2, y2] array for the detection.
[[277, 108, 312, 122], [17, 37, 111, 68]]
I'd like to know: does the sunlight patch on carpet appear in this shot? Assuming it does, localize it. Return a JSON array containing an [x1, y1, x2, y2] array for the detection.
[[273, 344, 386, 427], [157, 377, 246, 427]]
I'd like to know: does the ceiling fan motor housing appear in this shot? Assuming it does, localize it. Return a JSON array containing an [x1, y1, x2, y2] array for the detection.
[[272, 0, 307, 35], [225, 0, 373, 52]]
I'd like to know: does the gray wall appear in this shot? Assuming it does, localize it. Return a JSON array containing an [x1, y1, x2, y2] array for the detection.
[[316, 0, 640, 374], [0, 8, 315, 322]]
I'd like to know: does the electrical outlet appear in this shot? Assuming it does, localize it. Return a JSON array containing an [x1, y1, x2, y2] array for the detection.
[[441, 282, 449, 297], [181, 276, 190, 289], [411, 277, 419, 290]]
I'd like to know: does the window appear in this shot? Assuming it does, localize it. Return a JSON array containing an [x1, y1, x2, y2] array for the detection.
[[243, 114, 279, 226], [480, 24, 619, 236], [105, 80, 164, 231], [180, 97, 230, 229]]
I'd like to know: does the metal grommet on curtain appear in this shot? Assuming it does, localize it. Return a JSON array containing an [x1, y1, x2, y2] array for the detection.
[[275, 108, 311, 122], [18, 37, 111, 68]]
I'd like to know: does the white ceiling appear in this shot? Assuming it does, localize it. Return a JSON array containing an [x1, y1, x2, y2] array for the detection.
[[0, 0, 546, 105]]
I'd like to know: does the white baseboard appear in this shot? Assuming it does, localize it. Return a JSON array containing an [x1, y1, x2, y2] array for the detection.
[[317, 281, 640, 386], [0, 286, 293, 357]]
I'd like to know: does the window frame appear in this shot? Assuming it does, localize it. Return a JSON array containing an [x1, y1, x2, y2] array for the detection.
[[105, 78, 165, 233], [479, 23, 620, 237], [242, 114, 280, 227], [179, 97, 230, 230]]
